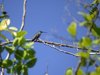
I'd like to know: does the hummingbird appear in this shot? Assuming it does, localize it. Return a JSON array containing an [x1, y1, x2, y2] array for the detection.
[[32, 31, 45, 41]]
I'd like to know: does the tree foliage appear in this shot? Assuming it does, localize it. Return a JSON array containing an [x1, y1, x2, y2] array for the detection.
[[0, 10, 36, 75], [66, 0, 100, 75]]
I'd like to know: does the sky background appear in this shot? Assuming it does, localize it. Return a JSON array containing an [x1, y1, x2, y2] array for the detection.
[[0, 0, 91, 75]]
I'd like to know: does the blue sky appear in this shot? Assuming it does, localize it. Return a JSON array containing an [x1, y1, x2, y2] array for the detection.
[[1, 0, 89, 75]]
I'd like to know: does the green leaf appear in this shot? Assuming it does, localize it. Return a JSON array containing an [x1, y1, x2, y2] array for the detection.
[[24, 42, 34, 49], [16, 31, 27, 37], [92, 24, 100, 36], [80, 57, 87, 66], [76, 52, 89, 58], [5, 46, 15, 54], [67, 21, 77, 37], [2, 59, 13, 68], [92, 0, 100, 5], [0, 46, 4, 52], [90, 66, 100, 75], [78, 12, 92, 21], [13, 38, 18, 46], [76, 69, 84, 75], [22, 65, 28, 75], [15, 50, 24, 60], [65, 68, 73, 75], [15, 62, 23, 75], [26, 58, 37, 68], [24, 49, 36, 59], [79, 21, 87, 26], [93, 39, 100, 44], [18, 37, 26, 46], [78, 37, 92, 47]]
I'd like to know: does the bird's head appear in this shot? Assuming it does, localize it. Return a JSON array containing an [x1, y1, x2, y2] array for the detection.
[[39, 31, 46, 33]]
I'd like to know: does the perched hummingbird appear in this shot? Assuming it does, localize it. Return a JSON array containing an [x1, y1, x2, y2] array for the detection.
[[32, 31, 45, 41]]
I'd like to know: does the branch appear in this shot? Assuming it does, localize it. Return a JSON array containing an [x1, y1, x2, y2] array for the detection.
[[0, 68, 4, 75], [37, 39, 99, 53], [0, 39, 99, 53], [41, 39, 79, 57], [75, 59, 81, 75], [20, 0, 27, 31]]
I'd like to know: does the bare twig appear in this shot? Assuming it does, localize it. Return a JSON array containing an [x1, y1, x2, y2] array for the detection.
[[5, 53, 10, 60], [20, 0, 27, 31], [0, 68, 4, 75], [37, 39, 99, 53], [75, 58, 81, 75], [41, 39, 79, 57]]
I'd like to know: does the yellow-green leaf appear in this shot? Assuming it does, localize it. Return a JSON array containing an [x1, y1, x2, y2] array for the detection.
[[77, 69, 84, 75], [76, 52, 89, 58], [67, 21, 77, 37], [0, 19, 10, 31], [78, 12, 92, 21], [65, 68, 73, 75], [79, 37, 92, 47], [93, 39, 100, 44]]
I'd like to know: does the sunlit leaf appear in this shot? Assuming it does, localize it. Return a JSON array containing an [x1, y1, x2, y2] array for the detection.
[[92, 0, 100, 5], [9, 27, 18, 31], [17, 31, 27, 37], [13, 38, 18, 46], [76, 52, 89, 58], [79, 21, 87, 26], [90, 7, 99, 20], [78, 37, 92, 47], [24, 42, 34, 49], [78, 12, 92, 21], [65, 68, 73, 75], [7, 29, 17, 37], [0, 19, 10, 31], [93, 39, 100, 44], [90, 66, 100, 75], [96, 66, 100, 73], [77, 69, 84, 75], [67, 21, 77, 37], [18, 37, 26, 46]]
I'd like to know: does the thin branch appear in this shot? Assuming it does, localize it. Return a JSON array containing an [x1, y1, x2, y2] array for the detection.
[[5, 53, 10, 60], [41, 39, 79, 57], [20, 0, 27, 31], [75, 59, 81, 75], [0, 39, 99, 53], [0, 68, 4, 75], [37, 39, 99, 53]]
